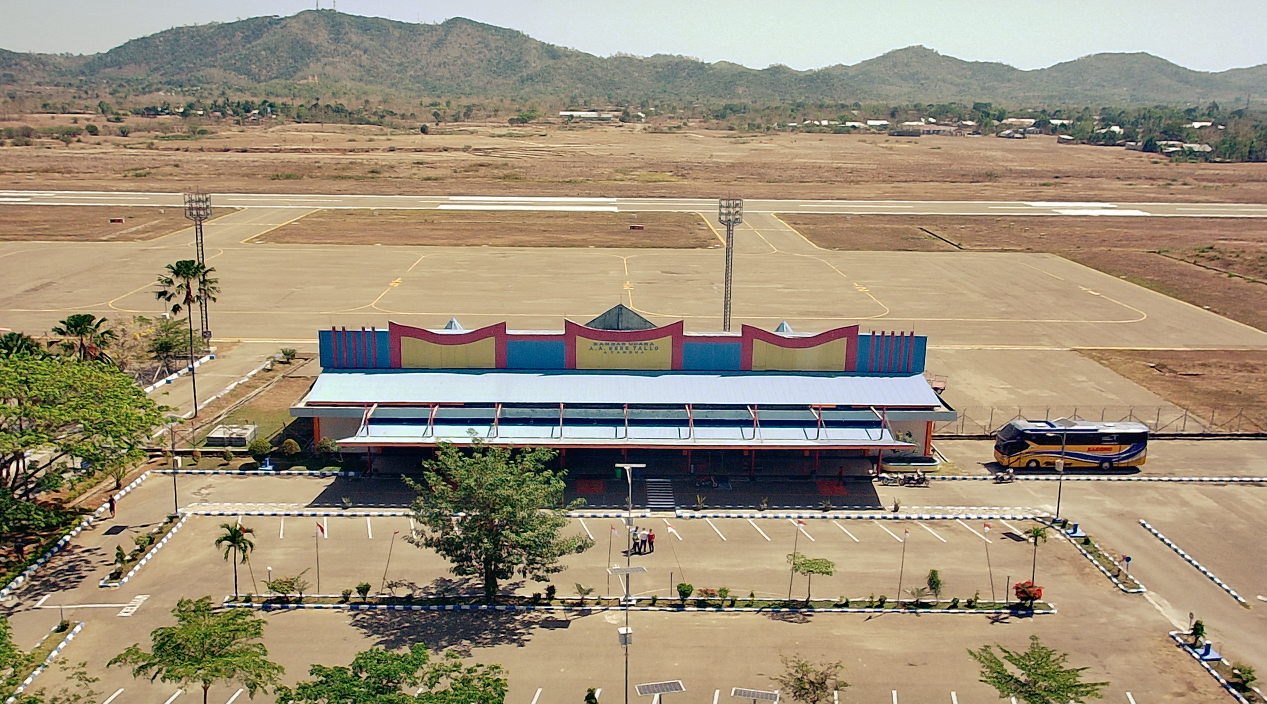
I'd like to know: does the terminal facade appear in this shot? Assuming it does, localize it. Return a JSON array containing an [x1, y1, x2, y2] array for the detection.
[[291, 306, 955, 478]]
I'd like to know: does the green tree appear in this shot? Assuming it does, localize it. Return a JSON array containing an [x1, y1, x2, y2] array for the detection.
[[155, 260, 219, 417], [214, 523, 256, 597], [0, 613, 24, 673], [274, 643, 506, 704], [771, 655, 847, 704], [787, 552, 835, 603], [49, 314, 118, 362], [926, 569, 944, 601], [280, 439, 301, 459], [0, 332, 46, 359], [0, 493, 75, 558], [248, 438, 272, 461], [109, 596, 284, 704], [1025, 526, 1048, 583], [970, 636, 1106, 704], [1, 357, 163, 499], [279, 348, 297, 364], [407, 439, 592, 601]]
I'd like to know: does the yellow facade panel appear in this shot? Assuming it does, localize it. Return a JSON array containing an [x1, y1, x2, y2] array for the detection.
[[752, 338, 846, 371], [576, 335, 672, 370], [400, 336, 497, 369]]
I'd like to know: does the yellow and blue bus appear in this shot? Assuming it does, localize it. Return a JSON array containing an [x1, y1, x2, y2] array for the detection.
[[993, 419, 1148, 471]]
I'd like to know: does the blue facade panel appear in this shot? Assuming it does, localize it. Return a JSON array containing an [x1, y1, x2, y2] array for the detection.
[[682, 342, 742, 371], [856, 334, 926, 374], [319, 329, 390, 369], [506, 340, 567, 369]]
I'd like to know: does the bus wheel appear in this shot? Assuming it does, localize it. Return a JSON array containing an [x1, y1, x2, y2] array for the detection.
[[1025, 460, 1039, 469], [1099, 460, 1112, 471]]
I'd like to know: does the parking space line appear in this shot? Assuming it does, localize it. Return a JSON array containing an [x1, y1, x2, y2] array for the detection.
[[1126, 693, 1137, 704], [892, 690, 898, 704], [531, 688, 543, 704], [164, 689, 184, 704], [705, 519, 727, 541], [33, 594, 50, 608], [748, 518, 771, 541], [102, 688, 124, 704], [235, 515, 241, 527], [950, 693, 957, 704], [579, 518, 594, 540], [1000, 519, 1023, 534], [595, 689, 601, 700], [919, 522, 947, 543], [789, 519, 815, 541], [713, 690, 719, 704], [833, 521, 860, 542], [877, 523, 904, 543], [323, 517, 329, 539], [279, 517, 284, 540], [957, 519, 992, 543], [225, 689, 244, 704], [366, 517, 373, 540], [663, 519, 683, 540]]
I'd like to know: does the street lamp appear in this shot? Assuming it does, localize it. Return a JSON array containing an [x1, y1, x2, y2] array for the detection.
[[613, 462, 645, 704], [717, 198, 743, 332], [1054, 428, 1068, 522], [611, 565, 648, 704]]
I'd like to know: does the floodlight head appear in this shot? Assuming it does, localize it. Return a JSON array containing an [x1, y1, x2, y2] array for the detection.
[[718, 198, 743, 226], [183, 191, 212, 223]]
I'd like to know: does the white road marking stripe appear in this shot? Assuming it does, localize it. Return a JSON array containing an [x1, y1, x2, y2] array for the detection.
[[788, 519, 815, 541], [164, 689, 184, 704], [279, 517, 284, 539], [663, 518, 683, 539], [950, 693, 957, 704], [579, 518, 594, 540], [713, 691, 719, 704], [1126, 693, 1137, 704], [323, 517, 328, 538], [236, 515, 241, 526], [705, 519, 727, 541], [833, 521, 860, 542], [893, 691, 899, 704], [653, 694, 660, 704], [957, 519, 992, 543], [748, 518, 771, 541], [33, 594, 50, 608], [39, 603, 129, 608], [1000, 519, 1023, 534], [102, 689, 124, 704], [595, 689, 601, 699], [367, 517, 373, 540], [438, 205, 618, 212], [877, 523, 904, 543], [919, 522, 947, 543], [531, 688, 543, 704], [225, 689, 244, 704]]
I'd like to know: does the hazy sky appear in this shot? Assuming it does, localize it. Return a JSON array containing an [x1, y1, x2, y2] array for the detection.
[[5, 0, 1267, 72]]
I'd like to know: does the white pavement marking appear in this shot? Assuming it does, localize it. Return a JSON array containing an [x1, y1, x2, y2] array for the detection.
[[102, 689, 124, 704], [833, 521, 860, 542], [1126, 693, 1137, 704], [950, 693, 958, 704], [164, 689, 184, 704], [595, 690, 601, 700], [892, 691, 898, 704], [323, 517, 328, 539], [877, 523, 904, 543], [40, 603, 129, 609], [279, 518, 284, 540], [788, 519, 815, 541], [33, 594, 50, 608], [653, 694, 660, 704], [748, 519, 771, 541], [579, 518, 594, 541], [833, 691, 838, 704], [225, 689, 244, 704], [713, 691, 720, 704], [1000, 520, 1023, 534], [1258, 595, 1267, 603], [705, 519, 727, 541], [919, 522, 947, 543], [663, 519, 683, 540], [235, 515, 241, 527], [957, 519, 992, 543], [531, 688, 542, 704], [366, 517, 373, 540], [117, 594, 150, 617], [1143, 591, 1188, 631]]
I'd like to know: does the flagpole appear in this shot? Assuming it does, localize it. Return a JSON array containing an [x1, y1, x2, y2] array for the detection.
[[315, 527, 321, 594], [380, 530, 399, 594], [787, 521, 801, 601], [984, 523, 995, 602], [607, 525, 614, 597], [897, 528, 909, 602]]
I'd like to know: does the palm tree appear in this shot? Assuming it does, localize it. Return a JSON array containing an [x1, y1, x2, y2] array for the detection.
[[215, 523, 256, 597], [1025, 526, 1049, 583], [155, 261, 219, 417], [49, 314, 117, 362], [0, 331, 46, 358]]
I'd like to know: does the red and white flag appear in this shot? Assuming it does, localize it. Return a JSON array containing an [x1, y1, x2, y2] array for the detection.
[[796, 519, 807, 526], [984, 523, 992, 533], [904, 528, 910, 535], [665, 522, 679, 537], [316, 522, 326, 536], [611, 525, 620, 536]]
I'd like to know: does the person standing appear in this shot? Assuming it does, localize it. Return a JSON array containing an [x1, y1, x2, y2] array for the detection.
[[648, 529, 656, 553], [638, 527, 649, 554], [108, 495, 116, 518], [630, 525, 640, 554]]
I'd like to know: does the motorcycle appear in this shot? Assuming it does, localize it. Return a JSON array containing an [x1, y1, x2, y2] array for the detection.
[[899, 473, 930, 488], [993, 471, 1015, 484]]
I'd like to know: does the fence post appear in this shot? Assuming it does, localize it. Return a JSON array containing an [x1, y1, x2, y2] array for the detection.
[[1210, 408, 1216, 431], [1100, 408, 1106, 421], [1236, 409, 1243, 433], [1045, 407, 1050, 420], [1181, 408, 1188, 432], [987, 408, 994, 433], [1155, 407, 1161, 429]]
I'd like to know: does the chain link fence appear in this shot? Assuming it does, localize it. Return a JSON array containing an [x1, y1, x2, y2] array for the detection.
[[934, 406, 1267, 436]]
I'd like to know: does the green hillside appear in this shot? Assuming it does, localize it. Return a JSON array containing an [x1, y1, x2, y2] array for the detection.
[[3, 10, 1266, 106]]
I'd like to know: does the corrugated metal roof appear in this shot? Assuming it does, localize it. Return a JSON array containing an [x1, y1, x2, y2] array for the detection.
[[338, 423, 907, 449], [300, 370, 943, 408]]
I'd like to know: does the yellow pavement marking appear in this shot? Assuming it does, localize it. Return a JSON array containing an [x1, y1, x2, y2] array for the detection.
[[239, 209, 320, 243], [700, 213, 727, 246], [771, 214, 826, 251]]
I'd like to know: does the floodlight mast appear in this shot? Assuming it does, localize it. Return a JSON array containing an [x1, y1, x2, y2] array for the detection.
[[717, 198, 743, 332], [183, 191, 213, 340]]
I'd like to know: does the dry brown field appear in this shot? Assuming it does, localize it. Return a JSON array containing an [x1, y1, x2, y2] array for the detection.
[[2, 114, 1266, 202], [0, 205, 194, 241], [258, 210, 718, 248]]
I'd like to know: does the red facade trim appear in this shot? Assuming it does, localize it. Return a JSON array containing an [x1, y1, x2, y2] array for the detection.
[[739, 324, 859, 371], [563, 319, 685, 370], [389, 321, 508, 368]]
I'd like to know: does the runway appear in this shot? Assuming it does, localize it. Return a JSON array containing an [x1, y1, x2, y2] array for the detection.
[[2, 190, 1266, 217]]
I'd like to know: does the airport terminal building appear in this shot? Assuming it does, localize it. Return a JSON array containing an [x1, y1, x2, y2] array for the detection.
[[291, 306, 955, 477]]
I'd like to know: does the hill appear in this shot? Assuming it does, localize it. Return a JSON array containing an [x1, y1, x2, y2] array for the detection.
[[3, 11, 1265, 106]]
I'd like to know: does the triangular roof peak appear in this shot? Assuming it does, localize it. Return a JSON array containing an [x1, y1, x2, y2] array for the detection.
[[444, 318, 465, 331], [585, 304, 656, 331], [775, 321, 794, 333]]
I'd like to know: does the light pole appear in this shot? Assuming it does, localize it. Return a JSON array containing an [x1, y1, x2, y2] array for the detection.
[[1054, 430, 1068, 522], [182, 191, 212, 339], [614, 461, 645, 704], [717, 198, 743, 332], [168, 416, 180, 514]]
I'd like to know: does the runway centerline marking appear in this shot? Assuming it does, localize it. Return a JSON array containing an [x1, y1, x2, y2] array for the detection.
[[705, 518, 727, 541], [877, 523, 904, 543], [833, 521, 860, 542], [748, 519, 771, 541]]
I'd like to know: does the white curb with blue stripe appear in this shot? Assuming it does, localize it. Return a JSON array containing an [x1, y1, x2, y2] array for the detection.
[[3, 622, 84, 704], [1141, 520, 1248, 606], [1169, 631, 1251, 704], [1058, 529, 1146, 594], [100, 514, 192, 588], [154, 469, 359, 477], [677, 511, 1038, 521], [223, 599, 1055, 616], [183, 509, 409, 517], [933, 475, 1265, 483]]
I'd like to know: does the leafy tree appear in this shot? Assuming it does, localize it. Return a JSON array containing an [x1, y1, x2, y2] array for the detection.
[[274, 643, 507, 704], [1, 357, 163, 499], [280, 439, 301, 458], [247, 438, 272, 461], [1013, 581, 1043, 608], [49, 314, 117, 362], [926, 569, 943, 600], [787, 552, 835, 602], [0, 613, 24, 673], [573, 583, 594, 605], [0, 493, 75, 557], [215, 523, 256, 597], [279, 348, 297, 364], [406, 439, 592, 600], [1189, 619, 1206, 644], [155, 260, 219, 416], [263, 570, 310, 602], [316, 437, 339, 459], [771, 655, 847, 704], [0, 332, 46, 359], [109, 596, 284, 704], [968, 635, 1107, 704]]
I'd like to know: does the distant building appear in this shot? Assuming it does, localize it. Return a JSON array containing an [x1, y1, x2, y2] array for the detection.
[[866, 120, 890, 127], [1001, 118, 1036, 127]]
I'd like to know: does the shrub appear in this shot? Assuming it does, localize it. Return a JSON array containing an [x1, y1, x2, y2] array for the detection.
[[676, 582, 694, 601], [190, 449, 202, 464], [718, 587, 730, 600], [926, 569, 943, 600], [650, 595, 658, 606], [356, 582, 371, 601], [221, 448, 235, 463], [247, 438, 272, 460], [84, 124, 99, 136], [280, 438, 301, 458], [876, 595, 887, 608], [1013, 580, 1043, 607], [949, 597, 960, 609], [316, 437, 339, 457], [545, 584, 556, 602], [280, 348, 297, 363], [340, 589, 352, 603]]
